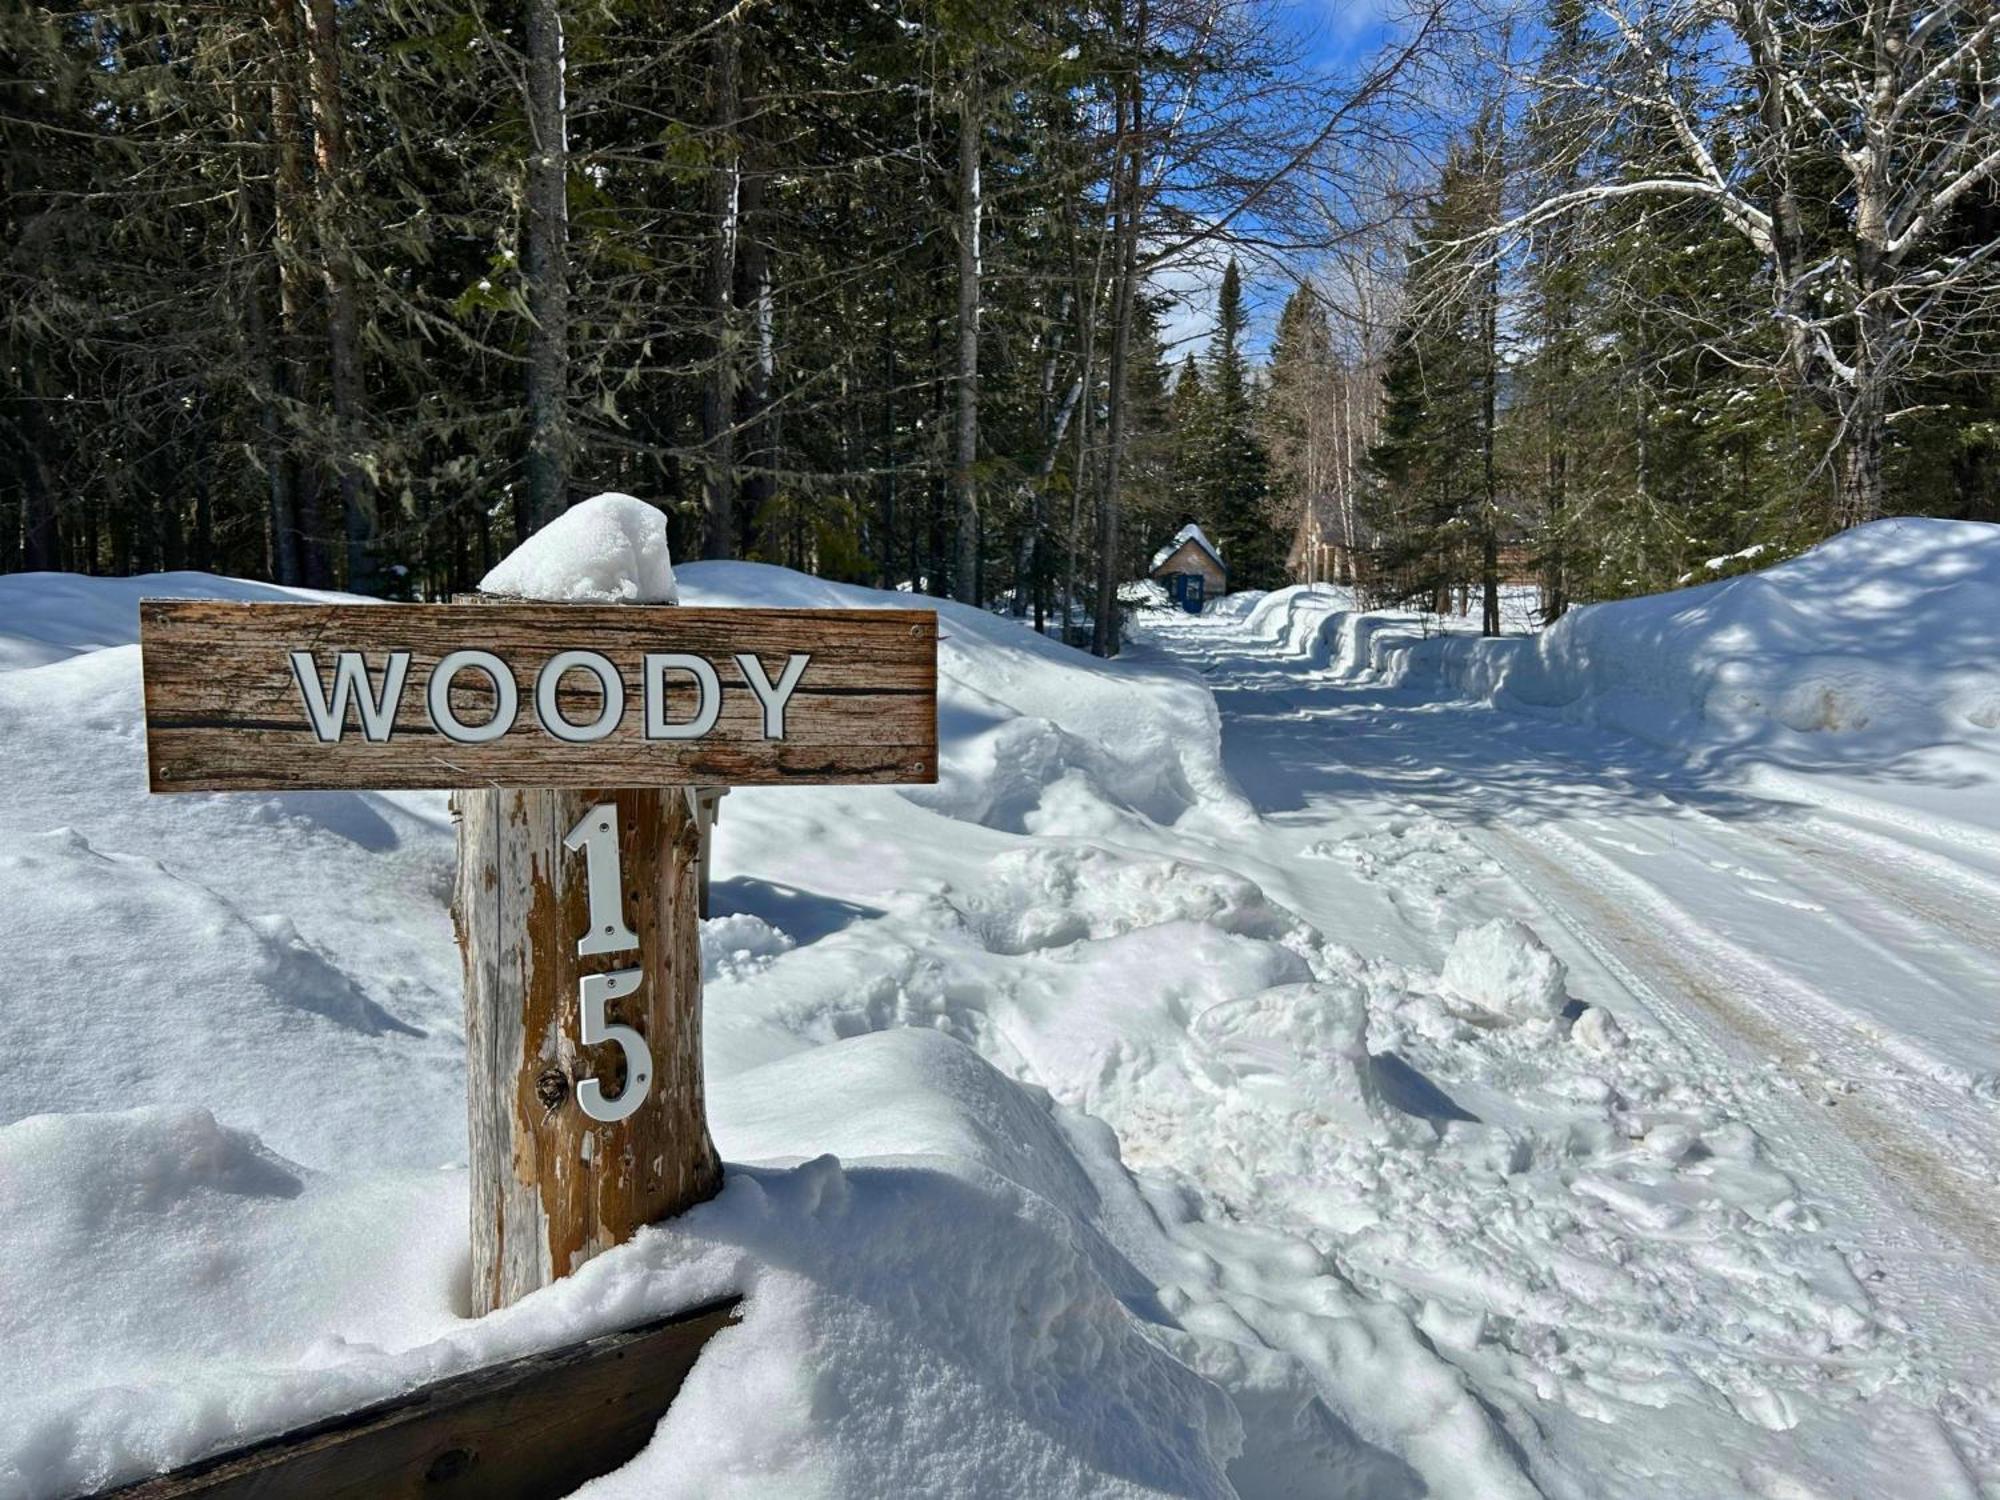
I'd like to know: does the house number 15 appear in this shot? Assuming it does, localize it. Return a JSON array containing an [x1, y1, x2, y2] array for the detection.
[[562, 804, 654, 1123]]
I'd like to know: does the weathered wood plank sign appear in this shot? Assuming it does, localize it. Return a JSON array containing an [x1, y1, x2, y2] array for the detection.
[[131, 585, 938, 1494], [139, 601, 938, 791]]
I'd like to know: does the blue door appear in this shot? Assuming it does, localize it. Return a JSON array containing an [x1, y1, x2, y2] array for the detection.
[[1183, 575, 1205, 613]]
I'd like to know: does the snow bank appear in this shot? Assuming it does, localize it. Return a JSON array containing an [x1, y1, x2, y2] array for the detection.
[[678, 560, 1251, 835], [478, 492, 679, 603], [1278, 520, 2000, 769], [1503, 518, 2000, 755], [0, 1038, 1245, 1500], [0, 570, 333, 671], [0, 825, 454, 1166], [0, 547, 1289, 1498]]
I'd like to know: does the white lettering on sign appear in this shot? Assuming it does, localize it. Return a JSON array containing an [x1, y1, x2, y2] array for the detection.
[[427, 650, 519, 743], [562, 805, 640, 956], [564, 803, 653, 1124], [643, 653, 721, 740], [576, 968, 651, 1123], [735, 653, 811, 738], [284, 648, 814, 743], [536, 650, 624, 743], [290, 651, 410, 743]]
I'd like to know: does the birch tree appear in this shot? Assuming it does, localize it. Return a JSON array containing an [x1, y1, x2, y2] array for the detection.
[[1501, 0, 2000, 526]]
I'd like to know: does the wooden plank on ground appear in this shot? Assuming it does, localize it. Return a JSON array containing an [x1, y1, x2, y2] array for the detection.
[[139, 601, 938, 792], [87, 1297, 741, 1500]]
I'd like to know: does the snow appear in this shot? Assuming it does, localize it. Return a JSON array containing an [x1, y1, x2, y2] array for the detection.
[[4, 513, 1998, 1499], [1272, 519, 2000, 778], [477, 491, 679, 603], [1439, 918, 1569, 1023]]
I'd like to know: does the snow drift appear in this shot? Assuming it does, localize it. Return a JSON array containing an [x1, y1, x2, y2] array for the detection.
[[678, 560, 1251, 835], [1240, 519, 2000, 769]]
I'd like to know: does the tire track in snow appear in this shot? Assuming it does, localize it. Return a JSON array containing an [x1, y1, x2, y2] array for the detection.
[[1483, 820, 2000, 1483], [1778, 814, 2000, 966], [1592, 795, 2000, 1104], [1501, 820, 2000, 1238]]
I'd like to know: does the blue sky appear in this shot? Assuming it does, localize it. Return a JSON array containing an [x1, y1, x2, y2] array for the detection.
[[1149, 0, 1423, 361]]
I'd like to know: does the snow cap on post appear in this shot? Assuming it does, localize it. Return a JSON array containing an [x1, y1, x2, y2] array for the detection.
[[478, 492, 679, 604]]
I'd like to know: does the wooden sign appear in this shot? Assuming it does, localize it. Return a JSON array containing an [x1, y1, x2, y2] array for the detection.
[[138, 601, 937, 792], [131, 586, 937, 1493], [455, 784, 720, 1314]]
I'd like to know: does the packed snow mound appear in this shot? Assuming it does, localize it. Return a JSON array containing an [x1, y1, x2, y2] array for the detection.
[[1440, 919, 1570, 1023], [478, 491, 679, 603], [0, 823, 458, 1168], [0, 1037, 1245, 1500], [0, 1105, 468, 1499], [0, 561, 1294, 1500], [951, 845, 1298, 955], [1512, 518, 2000, 752], [679, 560, 1251, 834]]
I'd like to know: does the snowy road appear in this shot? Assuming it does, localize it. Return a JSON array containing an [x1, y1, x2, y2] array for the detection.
[[8, 534, 1999, 1499], [1131, 597, 2000, 1499]]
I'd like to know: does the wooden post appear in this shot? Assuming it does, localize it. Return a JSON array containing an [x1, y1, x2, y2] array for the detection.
[[454, 783, 720, 1315]]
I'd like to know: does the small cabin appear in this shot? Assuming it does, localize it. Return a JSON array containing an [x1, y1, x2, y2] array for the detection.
[[1148, 524, 1227, 612]]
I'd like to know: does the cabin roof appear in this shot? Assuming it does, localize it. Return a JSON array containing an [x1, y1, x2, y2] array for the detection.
[[1149, 523, 1225, 575]]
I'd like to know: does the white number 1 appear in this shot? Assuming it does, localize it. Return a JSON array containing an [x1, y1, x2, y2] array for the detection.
[[563, 805, 639, 956], [563, 804, 653, 1123]]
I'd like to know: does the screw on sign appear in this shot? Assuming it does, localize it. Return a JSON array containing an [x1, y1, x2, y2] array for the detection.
[[138, 597, 938, 1323]]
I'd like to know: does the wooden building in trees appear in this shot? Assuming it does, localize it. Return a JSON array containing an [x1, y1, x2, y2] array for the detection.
[[1149, 524, 1228, 612]]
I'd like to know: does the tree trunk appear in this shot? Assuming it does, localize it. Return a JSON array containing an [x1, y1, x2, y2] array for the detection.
[[736, 134, 774, 558], [232, 64, 301, 586], [523, 0, 572, 533], [455, 785, 721, 1315], [1092, 65, 1142, 659], [307, 0, 375, 591], [700, 20, 741, 560], [1016, 375, 1080, 621], [1835, 399, 1885, 530], [1062, 258, 1098, 646], [879, 275, 899, 588], [18, 360, 59, 570], [952, 65, 982, 604], [192, 419, 215, 572], [1481, 256, 1500, 639], [271, 0, 328, 587]]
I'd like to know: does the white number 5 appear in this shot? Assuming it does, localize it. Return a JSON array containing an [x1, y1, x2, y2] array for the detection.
[[564, 804, 654, 1124], [575, 968, 652, 1123]]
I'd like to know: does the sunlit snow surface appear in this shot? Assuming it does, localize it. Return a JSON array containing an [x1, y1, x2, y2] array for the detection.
[[3, 517, 1998, 1498]]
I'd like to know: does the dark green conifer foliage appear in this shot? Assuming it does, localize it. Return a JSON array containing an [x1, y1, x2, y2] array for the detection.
[[1191, 258, 1278, 587]]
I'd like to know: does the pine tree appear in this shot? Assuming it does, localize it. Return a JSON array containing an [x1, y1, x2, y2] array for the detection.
[[1194, 257, 1277, 587], [1364, 124, 1503, 625]]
